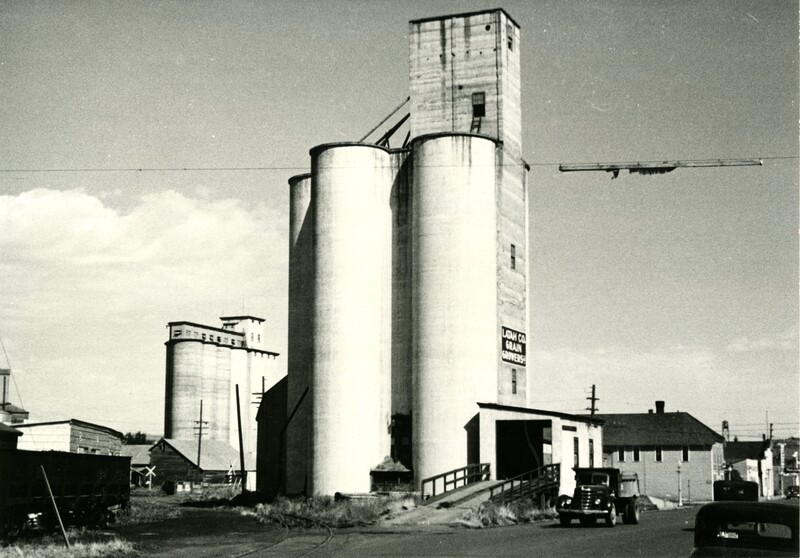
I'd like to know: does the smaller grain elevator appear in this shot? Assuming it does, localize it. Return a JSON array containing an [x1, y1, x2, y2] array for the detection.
[[164, 316, 280, 483]]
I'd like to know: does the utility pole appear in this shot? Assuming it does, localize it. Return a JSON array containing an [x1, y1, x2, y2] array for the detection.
[[586, 384, 599, 416], [677, 463, 683, 507], [193, 400, 208, 476], [251, 376, 266, 406], [236, 385, 247, 493]]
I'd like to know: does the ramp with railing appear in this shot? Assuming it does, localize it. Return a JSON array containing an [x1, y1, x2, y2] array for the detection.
[[421, 463, 490, 503], [489, 463, 560, 506]]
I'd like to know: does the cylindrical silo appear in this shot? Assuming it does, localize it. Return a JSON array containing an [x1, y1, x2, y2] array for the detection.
[[203, 342, 230, 442], [286, 173, 313, 495], [411, 133, 498, 489], [165, 341, 204, 439], [310, 143, 392, 495]]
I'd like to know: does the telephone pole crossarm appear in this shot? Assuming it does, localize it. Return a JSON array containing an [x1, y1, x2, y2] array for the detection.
[[559, 158, 763, 178]]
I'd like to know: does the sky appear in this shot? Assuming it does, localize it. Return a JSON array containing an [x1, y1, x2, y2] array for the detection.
[[1, 0, 797, 441]]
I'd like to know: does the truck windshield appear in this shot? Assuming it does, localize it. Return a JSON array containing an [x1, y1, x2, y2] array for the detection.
[[577, 472, 610, 486]]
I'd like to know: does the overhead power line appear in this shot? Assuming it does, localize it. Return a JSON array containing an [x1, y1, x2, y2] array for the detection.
[[0, 156, 794, 175]]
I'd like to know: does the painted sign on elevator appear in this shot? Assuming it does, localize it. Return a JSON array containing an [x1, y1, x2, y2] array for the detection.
[[501, 326, 526, 366]]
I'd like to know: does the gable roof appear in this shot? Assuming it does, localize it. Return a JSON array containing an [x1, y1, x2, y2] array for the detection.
[[595, 412, 724, 447], [725, 440, 769, 462], [151, 438, 240, 472], [0, 403, 29, 415], [119, 444, 152, 466], [0, 422, 22, 437]]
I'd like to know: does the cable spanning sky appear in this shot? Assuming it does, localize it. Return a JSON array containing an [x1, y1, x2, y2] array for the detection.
[[0, 0, 797, 439]]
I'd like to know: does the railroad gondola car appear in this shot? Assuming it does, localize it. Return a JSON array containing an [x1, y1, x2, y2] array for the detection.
[[0, 449, 130, 539]]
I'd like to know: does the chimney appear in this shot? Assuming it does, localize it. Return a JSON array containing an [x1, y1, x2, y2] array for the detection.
[[648, 409, 653, 414], [655, 400, 665, 414]]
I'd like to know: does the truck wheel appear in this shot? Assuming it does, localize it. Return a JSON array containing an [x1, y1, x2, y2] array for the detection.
[[559, 515, 571, 528], [623, 499, 640, 524], [605, 503, 616, 527]]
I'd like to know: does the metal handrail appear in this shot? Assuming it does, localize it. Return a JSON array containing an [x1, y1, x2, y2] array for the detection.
[[421, 462, 491, 500], [489, 463, 560, 505]]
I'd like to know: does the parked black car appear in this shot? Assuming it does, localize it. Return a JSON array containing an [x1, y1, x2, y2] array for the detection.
[[691, 500, 799, 557]]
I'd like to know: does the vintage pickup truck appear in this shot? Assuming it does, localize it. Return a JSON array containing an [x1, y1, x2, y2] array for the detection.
[[556, 467, 641, 527]]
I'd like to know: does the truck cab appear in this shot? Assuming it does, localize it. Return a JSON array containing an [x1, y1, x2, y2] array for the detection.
[[556, 467, 641, 528]]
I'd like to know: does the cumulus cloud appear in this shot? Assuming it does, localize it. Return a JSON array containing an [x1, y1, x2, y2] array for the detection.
[[0, 188, 286, 319]]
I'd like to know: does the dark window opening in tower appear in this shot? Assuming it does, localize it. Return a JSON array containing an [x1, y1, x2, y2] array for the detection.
[[511, 369, 517, 394], [507, 24, 514, 50], [472, 92, 485, 118], [510, 243, 516, 269]]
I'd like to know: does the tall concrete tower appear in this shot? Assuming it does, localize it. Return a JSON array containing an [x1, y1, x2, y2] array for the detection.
[[409, 9, 529, 484], [282, 8, 529, 495]]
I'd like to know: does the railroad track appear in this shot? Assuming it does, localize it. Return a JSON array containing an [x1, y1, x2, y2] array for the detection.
[[232, 514, 336, 557]]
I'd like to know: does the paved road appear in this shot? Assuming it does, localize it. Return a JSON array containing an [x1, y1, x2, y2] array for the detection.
[[255, 506, 697, 557], [116, 503, 698, 557]]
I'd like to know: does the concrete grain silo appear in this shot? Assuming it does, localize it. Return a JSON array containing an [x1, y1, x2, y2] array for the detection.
[[410, 133, 499, 484], [285, 173, 313, 495], [309, 144, 392, 495], [164, 340, 204, 440]]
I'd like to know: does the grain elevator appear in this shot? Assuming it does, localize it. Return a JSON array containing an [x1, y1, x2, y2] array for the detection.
[[272, 8, 603, 497], [164, 316, 281, 483]]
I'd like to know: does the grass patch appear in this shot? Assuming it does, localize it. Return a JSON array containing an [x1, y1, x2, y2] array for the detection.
[[179, 484, 242, 505], [114, 499, 181, 525], [460, 498, 558, 528], [255, 495, 398, 528], [0, 529, 135, 558]]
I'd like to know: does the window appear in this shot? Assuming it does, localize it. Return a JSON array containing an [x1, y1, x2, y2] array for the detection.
[[201, 333, 206, 340], [258, 334, 261, 342], [589, 439, 594, 467], [507, 24, 514, 50], [472, 92, 485, 118], [511, 369, 517, 394], [510, 244, 516, 269], [655, 446, 663, 462], [618, 448, 626, 462], [173, 330, 182, 337], [574, 438, 580, 467], [682, 446, 690, 462], [633, 447, 640, 462]]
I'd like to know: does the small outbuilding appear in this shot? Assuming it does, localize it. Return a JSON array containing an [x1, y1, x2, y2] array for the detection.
[[120, 444, 153, 486], [149, 438, 241, 490], [14, 418, 124, 455], [0, 422, 22, 449]]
